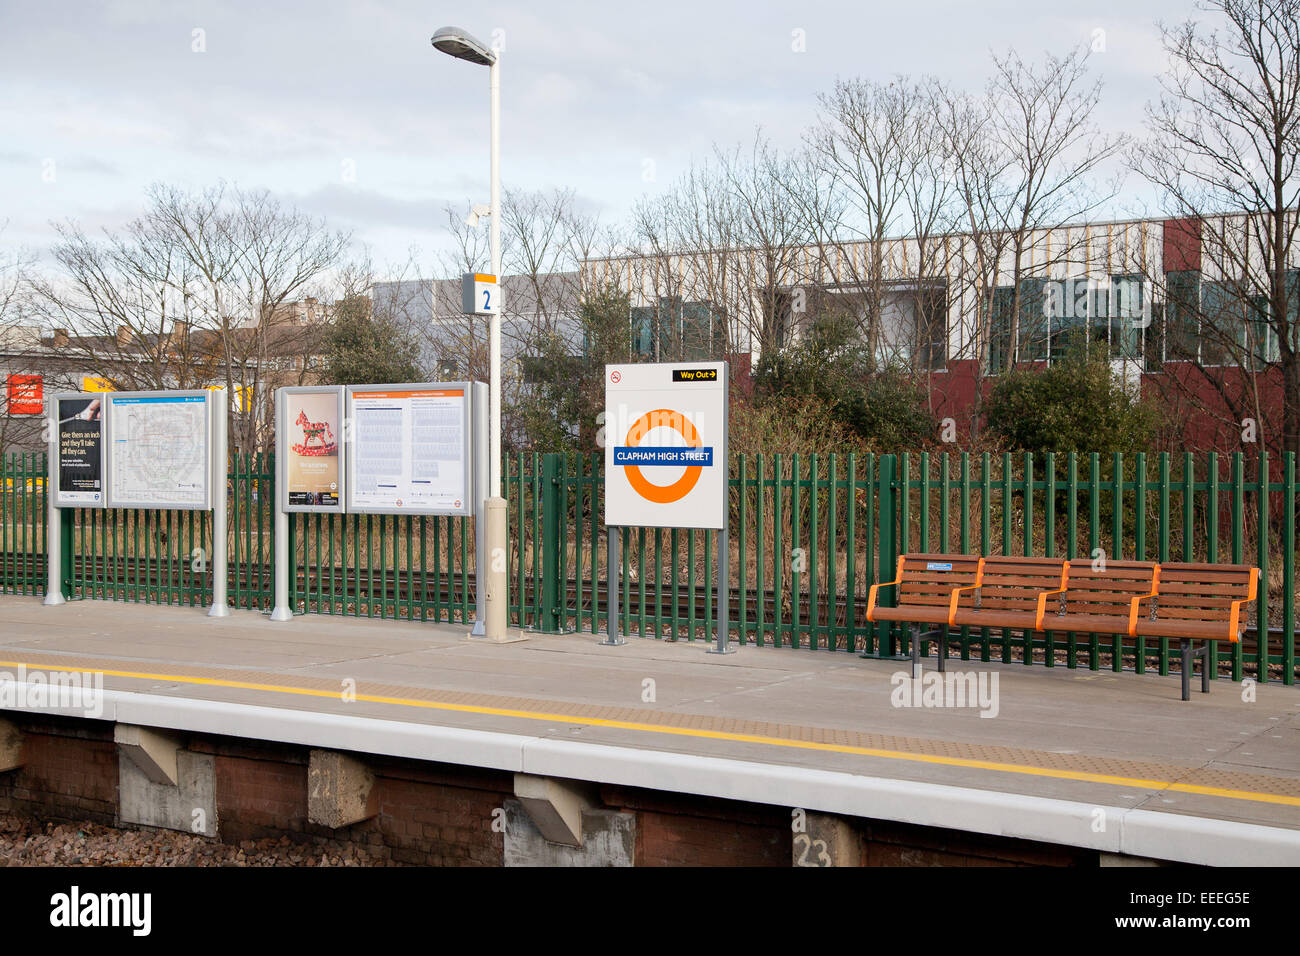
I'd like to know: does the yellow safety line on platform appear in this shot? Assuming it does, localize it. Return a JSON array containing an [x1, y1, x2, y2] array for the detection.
[[2, 658, 1297, 809]]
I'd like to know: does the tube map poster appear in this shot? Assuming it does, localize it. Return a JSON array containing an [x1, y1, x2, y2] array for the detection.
[[107, 394, 210, 509]]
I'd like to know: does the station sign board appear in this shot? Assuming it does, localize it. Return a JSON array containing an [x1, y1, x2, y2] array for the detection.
[[604, 361, 728, 530], [461, 272, 501, 315]]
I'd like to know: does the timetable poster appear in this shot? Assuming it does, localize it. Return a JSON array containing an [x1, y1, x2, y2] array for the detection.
[[57, 396, 105, 506], [347, 387, 469, 515]]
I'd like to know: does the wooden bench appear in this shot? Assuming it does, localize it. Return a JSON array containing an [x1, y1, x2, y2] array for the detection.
[[948, 556, 1069, 632], [865, 554, 982, 675], [867, 554, 1258, 699], [1038, 559, 1160, 637], [1130, 563, 1260, 700]]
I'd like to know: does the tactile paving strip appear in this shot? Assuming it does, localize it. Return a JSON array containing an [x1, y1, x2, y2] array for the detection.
[[4, 651, 1299, 803]]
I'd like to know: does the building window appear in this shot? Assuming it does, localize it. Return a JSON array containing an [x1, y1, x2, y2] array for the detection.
[[1164, 270, 1201, 362], [627, 297, 725, 361], [1017, 278, 1049, 362], [988, 286, 1015, 374]]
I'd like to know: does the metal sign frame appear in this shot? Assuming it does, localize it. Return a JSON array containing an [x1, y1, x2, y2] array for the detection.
[[344, 382, 475, 517], [274, 382, 488, 626], [51, 391, 108, 508], [277, 385, 346, 514], [103, 389, 214, 511], [602, 361, 732, 653], [46, 387, 228, 617], [604, 361, 728, 530]]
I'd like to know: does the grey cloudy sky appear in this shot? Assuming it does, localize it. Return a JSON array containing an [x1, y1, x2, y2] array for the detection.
[[1, 0, 1203, 275]]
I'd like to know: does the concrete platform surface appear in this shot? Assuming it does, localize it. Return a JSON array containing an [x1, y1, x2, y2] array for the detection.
[[1, 595, 1298, 864]]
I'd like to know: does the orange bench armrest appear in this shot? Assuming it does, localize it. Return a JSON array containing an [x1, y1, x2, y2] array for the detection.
[[1127, 592, 1159, 636], [947, 584, 981, 627], [866, 556, 906, 623], [1033, 562, 1072, 631], [945, 557, 985, 626], [1226, 569, 1261, 644]]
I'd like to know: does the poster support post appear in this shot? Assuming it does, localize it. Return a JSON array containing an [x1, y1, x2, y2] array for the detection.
[[597, 526, 625, 646], [208, 388, 229, 618], [707, 526, 733, 654], [270, 505, 292, 621], [43, 399, 65, 606], [471, 382, 489, 636]]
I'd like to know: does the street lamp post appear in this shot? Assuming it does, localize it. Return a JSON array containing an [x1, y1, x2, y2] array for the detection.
[[432, 26, 508, 640]]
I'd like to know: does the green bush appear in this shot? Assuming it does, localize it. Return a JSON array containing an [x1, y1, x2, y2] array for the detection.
[[837, 369, 937, 452], [984, 355, 1161, 454], [323, 296, 421, 385], [753, 315, 938, 453]]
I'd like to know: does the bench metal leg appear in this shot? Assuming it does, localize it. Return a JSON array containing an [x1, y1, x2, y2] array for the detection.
[[938, 625, 949, 673], [910, 625, 920, 679], [1179, 639, 1212, 700]]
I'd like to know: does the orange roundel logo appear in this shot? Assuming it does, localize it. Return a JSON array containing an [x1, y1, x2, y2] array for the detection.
[[622, 409, 703, 504]]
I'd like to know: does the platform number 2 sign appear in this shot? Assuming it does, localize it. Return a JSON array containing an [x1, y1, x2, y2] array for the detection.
[[462, 273, 501, 316]]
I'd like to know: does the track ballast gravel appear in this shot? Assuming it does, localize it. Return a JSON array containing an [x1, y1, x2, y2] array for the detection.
[[0, 811, 401, 866]]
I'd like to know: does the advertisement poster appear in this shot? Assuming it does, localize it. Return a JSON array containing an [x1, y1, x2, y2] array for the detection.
[[346, 385, 470, 516], [7, 374, 43, 415], [107, 392, 211, 510], [280, 387, 343, 512], [56, 395, 105, 506]]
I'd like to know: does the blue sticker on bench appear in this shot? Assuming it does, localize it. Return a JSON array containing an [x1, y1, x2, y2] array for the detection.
[[926, 562, 954, 571]]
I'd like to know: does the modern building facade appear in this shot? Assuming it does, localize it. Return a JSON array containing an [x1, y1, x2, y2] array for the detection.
[[584, 213, 1297, 452]]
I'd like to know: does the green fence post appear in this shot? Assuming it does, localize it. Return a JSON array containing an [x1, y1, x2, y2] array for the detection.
[[876, 453, 897, 658], [538, 452, 563, 633]]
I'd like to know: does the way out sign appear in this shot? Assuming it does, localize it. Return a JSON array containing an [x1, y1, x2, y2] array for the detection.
[[604, 361, 728, 529]]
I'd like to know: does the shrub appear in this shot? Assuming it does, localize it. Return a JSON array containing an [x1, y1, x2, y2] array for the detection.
[[729, 393, 867, 459], [983, 355, 1162, 454], [837, 369, 938, 452]]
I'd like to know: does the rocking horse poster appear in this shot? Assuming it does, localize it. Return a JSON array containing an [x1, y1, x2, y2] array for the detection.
[[277, 386, 344, 514]]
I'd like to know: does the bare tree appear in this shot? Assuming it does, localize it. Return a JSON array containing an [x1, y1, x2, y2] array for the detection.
[[150, 184, 350, 452], [985, 46, 1125, 366], [38, 214, 220, 392], [811, 76, 920, 360], [41, 184, 351, 453], [410, 188, 603, 448], [624, 134, 817, 365], [1132, 0, 1300, 454], [932, 81, 1017, 433], [0, 236, 45, 451]]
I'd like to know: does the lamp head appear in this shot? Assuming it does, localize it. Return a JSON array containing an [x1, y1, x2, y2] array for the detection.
[[431, 26, 496, 66]]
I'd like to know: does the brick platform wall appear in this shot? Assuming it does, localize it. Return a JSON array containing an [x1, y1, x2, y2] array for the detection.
[[0, 714, 117, 825], [0, 713, 1101, 866]]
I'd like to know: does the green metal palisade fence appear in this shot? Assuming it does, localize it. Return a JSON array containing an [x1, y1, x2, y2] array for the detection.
[[2, 449, 1296, 685], [509, 449, 1298, 686], [0, 453, 47, 597]]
